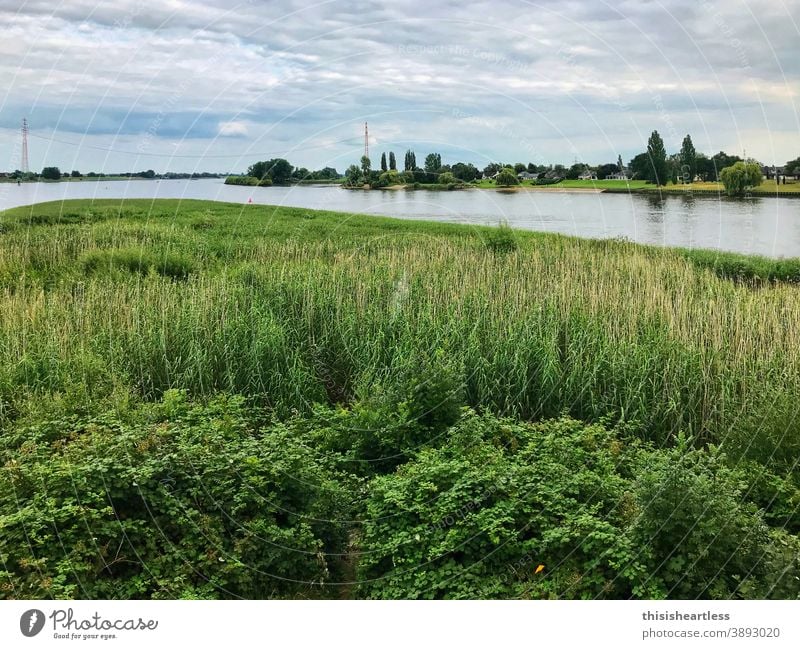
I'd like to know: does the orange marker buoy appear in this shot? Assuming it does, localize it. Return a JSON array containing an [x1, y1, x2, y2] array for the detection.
[[535, 564, 544, 575]]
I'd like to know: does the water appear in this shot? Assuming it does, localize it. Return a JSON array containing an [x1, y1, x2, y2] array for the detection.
[[1, 178, 798, 258]]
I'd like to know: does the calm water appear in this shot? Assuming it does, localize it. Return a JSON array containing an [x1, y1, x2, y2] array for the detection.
[[1, 178, 799, 258]]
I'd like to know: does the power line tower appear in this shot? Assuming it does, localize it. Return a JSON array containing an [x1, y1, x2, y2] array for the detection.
[[364, 122, 369, 160], [21, 118, 29, 173]]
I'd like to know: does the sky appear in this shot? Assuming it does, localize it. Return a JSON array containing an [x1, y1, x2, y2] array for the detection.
[[0, 0, 798, 174]]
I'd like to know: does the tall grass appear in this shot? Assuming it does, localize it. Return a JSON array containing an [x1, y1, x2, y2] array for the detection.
[[1, 199, 799, 470]]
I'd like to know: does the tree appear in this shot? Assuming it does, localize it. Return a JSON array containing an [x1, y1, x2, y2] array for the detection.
[[617, 154, 624, 172], [345, 164, 362, 187], [380, 152, 387, 172], [404, 150, 416, 172], [628, 153, 651, 181], [388, 151, 396, 171], [566, 163, 587, 180], [679, 135, 697, 184], [482, 162, 503, 178], [646, 130, 667, 185], [41, 166, 61, 180], [360, 155, 371, 177], [424, 153, 442, 173], [495, 167, 519, 187], [527, 162, 538, 174], [720, 161, 763, 196], [784, 157, 800, 178], [597, 163, 619, 179], [710, 151, 742, 181], [247, 158, 293, 184], [438, 172, 457, 185], [513, 163, 527, 174], [451, 162, 479, 182], [70, 170, 81, 178]]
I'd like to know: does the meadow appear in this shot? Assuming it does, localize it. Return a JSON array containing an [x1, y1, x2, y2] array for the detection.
[[0, 199, 798, 599]]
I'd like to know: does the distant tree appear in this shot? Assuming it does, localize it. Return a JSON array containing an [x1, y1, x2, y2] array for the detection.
[[527, 162, 537, 174], [628, 153, 651, 181], [247, 158, 293, 184], [679, 134, 697, 183], [389, 151, 396, 171], [293, 167, 311, 180], [404, 150, 416, 172], [482, 162, 503, 177], [786, 157, 800, 178], [720, 161, 763, 196], [70, 170, 81, 178], [553, 164, 567, 178], [424, 153, 442, 173], [646, 130, 667, 185], [566, 163, 586, 180], [451, 162, 479, 182], [380, 152, 387, 172], [513, 163, 527, 174], [617, 154, 624, 172], [345, 164, 362, 187], [41, 166, 61, 180], [597, 163, 619, 179], [438, 171, 457, 185], [495, 167, 519, 187], [361, 155, 371, 176], [710, 151, 742, 181], [312, 166, 339, 180]]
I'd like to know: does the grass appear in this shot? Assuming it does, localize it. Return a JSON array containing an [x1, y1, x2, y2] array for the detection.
[[471, 177, 800, 195], [0, 198, 799, 472]]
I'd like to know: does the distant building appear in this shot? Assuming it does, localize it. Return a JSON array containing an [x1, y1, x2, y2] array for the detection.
[[604, 171, 628, 180], [517, 171, 537, 180], [762, 165, 785, 179], [578, 170, 597, 180]]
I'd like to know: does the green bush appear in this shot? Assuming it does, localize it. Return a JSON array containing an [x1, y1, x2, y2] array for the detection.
[[357, 413, 654, 599], [0, 392, 351, 599], [223, 175, 258, 186], [356, 413, 798, 599], [628, 436, 776, 598]]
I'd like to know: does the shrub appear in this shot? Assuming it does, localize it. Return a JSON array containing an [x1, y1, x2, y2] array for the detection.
[[0, 392, 352, 598], [223, 175, 258, 186], [495, 168, 519, 187], [628, 435, 775, 598], [357, 413, 655, 599]]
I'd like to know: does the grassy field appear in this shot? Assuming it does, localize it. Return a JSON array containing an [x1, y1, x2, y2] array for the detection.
[[1, 198, 798, 599]]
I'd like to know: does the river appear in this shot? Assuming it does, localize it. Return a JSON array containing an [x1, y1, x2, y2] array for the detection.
[[1, 178, 798, 258]]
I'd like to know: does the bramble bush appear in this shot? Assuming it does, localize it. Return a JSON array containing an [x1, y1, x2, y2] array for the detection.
[[0, 391, 352, 599], [356, 412, 799, 599]]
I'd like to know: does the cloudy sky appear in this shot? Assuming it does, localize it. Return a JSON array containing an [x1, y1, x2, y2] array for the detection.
[[0, 0, 798, 173]]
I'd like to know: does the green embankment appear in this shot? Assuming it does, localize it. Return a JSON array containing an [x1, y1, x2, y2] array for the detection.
[[0, 199, 798, 600]]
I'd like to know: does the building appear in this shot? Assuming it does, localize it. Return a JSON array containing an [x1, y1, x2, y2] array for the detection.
[[604, 171, 628, 180], [578, 170, 597, 180], [517, 171, 537, 180]]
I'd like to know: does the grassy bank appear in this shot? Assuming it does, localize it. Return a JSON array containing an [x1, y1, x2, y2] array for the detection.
[[0, 199, 798, 599]]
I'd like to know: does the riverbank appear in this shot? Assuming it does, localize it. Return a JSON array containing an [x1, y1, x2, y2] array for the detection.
[[0, 197, 798, 599]]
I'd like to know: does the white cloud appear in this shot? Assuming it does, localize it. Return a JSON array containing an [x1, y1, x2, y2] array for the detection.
[[217, 120, 249, 137]]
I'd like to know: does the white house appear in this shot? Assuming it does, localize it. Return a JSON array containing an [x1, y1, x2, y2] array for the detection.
[[578, 170, 597, 180]]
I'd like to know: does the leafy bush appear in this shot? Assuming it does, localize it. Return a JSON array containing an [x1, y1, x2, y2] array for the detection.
[[80, 248, 194, 279], [356, 413, 798, 599], [357, 413, 653, 599], [223, 175, 258, 186], [628, 436, 797, 598], [0, 392, 352, 599]]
